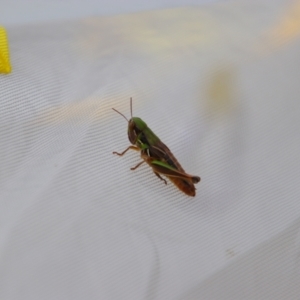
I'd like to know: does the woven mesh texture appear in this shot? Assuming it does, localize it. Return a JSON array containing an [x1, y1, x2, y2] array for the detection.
[[1, 2, 300, 299]]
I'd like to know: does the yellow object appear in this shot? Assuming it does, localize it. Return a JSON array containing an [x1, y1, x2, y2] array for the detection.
[[0, 27, 11, 73]]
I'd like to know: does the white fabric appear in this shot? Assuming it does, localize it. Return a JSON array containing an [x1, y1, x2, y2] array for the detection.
[[1, 1, 300, 299]]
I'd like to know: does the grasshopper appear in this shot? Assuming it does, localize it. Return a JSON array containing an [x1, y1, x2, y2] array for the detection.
[[112, 98, 201, 197]]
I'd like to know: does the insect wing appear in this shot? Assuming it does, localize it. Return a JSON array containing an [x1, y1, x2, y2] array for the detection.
[[149, 160, 200, 183]]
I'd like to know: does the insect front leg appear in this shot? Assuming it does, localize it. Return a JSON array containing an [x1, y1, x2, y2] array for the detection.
[[113, 145, 145, 171], [113, 145, 139, 156]]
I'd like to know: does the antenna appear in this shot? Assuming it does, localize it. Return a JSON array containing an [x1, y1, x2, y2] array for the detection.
[[112, 108, 128, 122]]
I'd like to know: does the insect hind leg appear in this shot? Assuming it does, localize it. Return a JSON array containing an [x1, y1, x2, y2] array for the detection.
[[154, 172, 167, 185]]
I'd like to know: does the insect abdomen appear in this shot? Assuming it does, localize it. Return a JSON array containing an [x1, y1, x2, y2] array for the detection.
[[158, 144, 198, 197], [168, 177, 196, 197], [144, 137, 200, 197]]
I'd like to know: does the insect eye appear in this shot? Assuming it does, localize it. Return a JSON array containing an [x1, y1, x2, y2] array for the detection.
[[128, 126, 137, 144], [129, 120, 135, 130]]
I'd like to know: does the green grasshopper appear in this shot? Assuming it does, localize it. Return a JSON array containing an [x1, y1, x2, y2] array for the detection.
[[112, 98, 201, 196]]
